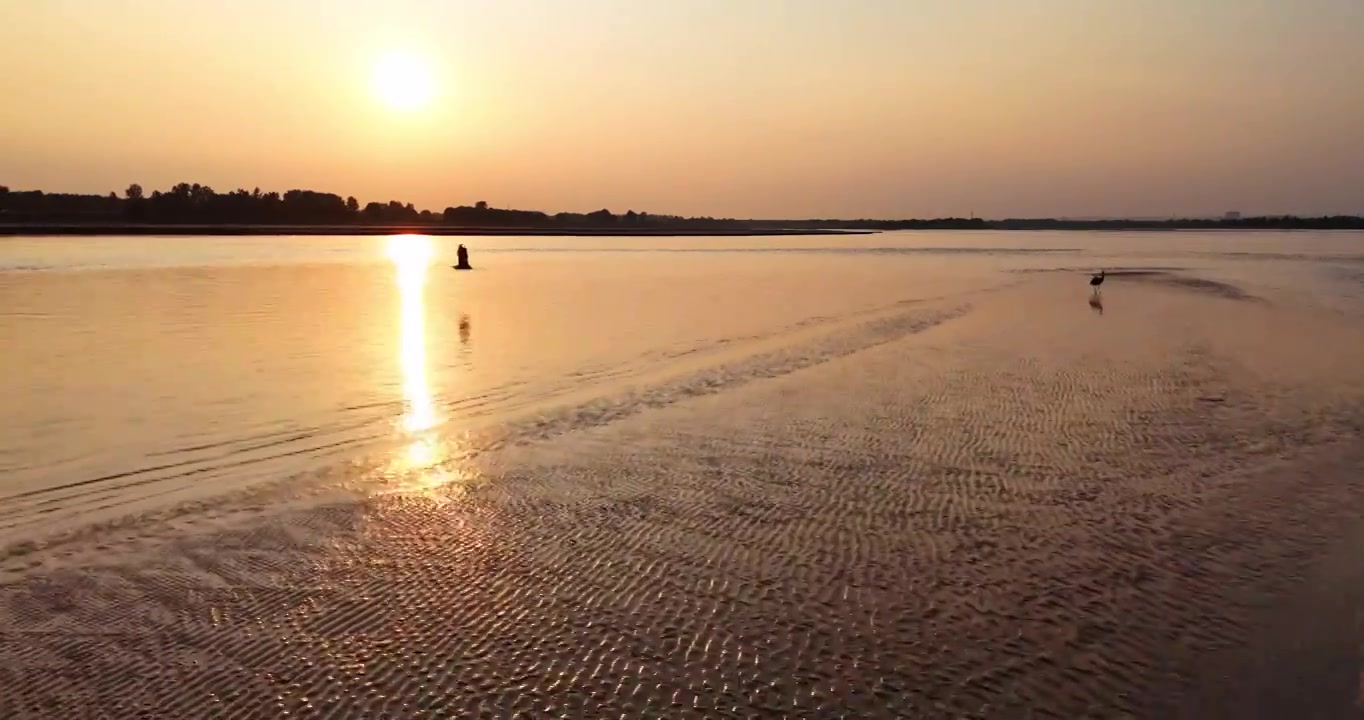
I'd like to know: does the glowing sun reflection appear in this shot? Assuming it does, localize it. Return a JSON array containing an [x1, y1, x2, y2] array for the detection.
[[388, 235, 438, 435], [382, 235, 483, 499]]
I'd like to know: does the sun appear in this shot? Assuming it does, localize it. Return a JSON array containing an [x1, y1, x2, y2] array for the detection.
[[371, 51, 434, 111]]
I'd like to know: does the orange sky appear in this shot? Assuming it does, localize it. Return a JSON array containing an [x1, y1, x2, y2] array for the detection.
[[3, 0, 1362, 218]]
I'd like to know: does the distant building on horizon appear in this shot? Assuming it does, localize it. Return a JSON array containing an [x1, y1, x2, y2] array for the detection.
[[1224, 211, 1242, 220]]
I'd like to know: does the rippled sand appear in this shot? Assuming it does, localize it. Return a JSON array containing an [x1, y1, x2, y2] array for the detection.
[[4, 268, 1364, 718]]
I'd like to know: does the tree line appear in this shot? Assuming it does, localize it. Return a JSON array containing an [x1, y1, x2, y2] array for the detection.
[[0, 183, 507, 225], [0, 182, 736, 229], [1, 182, 1360, 230]]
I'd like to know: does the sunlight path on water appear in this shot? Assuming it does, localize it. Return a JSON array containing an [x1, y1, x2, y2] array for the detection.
[[383, 235, 485, 499], [385, 235, 450, 492], [388, 235, 438, 435]]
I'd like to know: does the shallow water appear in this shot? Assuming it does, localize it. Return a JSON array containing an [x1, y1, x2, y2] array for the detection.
[[1, 230, 1361, 542]]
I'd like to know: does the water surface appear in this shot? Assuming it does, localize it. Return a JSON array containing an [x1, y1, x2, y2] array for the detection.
[[1, 230, 1361, 542]]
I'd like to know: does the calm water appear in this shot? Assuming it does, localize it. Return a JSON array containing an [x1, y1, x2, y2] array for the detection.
[[1, 231, 1361, 542]]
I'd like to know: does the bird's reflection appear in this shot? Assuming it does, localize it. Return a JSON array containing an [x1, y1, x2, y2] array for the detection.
[[458, 313, 471, 348], [1088, 294, 1104, 315]]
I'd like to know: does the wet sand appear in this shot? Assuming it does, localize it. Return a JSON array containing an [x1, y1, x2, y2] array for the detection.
[[3, 270, 1364, 718]]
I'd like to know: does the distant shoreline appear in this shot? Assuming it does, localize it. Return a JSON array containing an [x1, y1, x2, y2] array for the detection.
[[6, 183, 1362, 235], [0, 224, 876, 237], [2, 220, 1362, 238]]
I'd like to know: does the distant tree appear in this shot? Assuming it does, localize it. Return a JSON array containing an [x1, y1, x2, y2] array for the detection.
[[125, 184, 143, 201], [475, 200, 488, 211], [191, 185, 215, 205], [345, 196, 359, 213], [585, 208, 616, 225]]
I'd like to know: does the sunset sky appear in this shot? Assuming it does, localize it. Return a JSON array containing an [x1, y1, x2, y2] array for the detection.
[[4, 0, 1362, 219]]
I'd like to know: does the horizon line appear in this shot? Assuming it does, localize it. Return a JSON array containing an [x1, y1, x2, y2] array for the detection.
[[2, 181, 1361, 225]]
